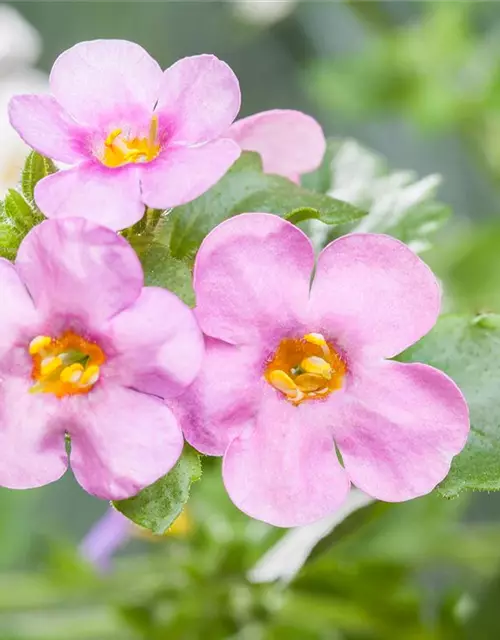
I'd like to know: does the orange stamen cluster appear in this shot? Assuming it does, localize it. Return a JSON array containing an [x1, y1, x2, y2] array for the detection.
[[29, 331, 106, 398], [102, 115, 160, 168], [265, 333, 346, 405]]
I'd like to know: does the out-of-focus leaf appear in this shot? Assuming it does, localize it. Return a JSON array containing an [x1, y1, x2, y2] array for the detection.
[[306, 138, 449, 252], [113, 448, 202, 535], [400, 313, 500, 497], [466, 571, 500, 639]]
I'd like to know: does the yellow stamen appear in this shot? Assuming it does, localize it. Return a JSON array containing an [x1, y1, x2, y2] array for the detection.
[[60, 363, 84, 384], [40, 356, 63, 377], [304, 332, 331, 358], [29, 331, 106, 398], [295, 373, 326, 392], [105, 128, 122, 146], [300, 356, 332, 380], [101, 117, 160, 168], [268, 370, 299, 398], [149, 114, 159, 149], [80, 365, 100, 387], [29, 335, 52, 355], [264, 333, 346, 405]]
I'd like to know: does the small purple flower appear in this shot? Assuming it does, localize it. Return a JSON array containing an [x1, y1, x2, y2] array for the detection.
[[80, 508, 132, 572], [8, 40, 242, 230]]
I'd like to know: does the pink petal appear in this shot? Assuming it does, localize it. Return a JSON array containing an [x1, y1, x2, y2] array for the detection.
[[174, 337, 262, 455], [34, 162, 144, 231], [156, 54, 241, 145], [105, 286, 203, 399], [141, 139, 240, 210], [309, 233, 441, 359], [0, 376, 68, 489], [0, 259, 38, 359], [228, 109, 326, 179], [50, 40, 162, 126], [16, 218, 143, 325], [69, 384, 184, 500], [8, 95, 86, 163], [223, 389, 350, 527], [335, 360, 470, 502], [193, 213, 314, 345]]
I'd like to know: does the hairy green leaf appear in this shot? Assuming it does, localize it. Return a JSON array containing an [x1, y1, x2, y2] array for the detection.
[[21, 151, 57, 214], [113, 448, 202, 535]]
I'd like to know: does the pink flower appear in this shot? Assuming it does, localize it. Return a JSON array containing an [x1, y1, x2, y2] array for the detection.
[[0, 217, 203, 499], [8, 40, 242, 230], [227, 109, 326, 182], [176, 213, 470, 527]]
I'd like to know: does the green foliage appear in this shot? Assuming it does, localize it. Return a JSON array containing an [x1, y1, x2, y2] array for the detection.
[[156, 152, 364, 262], [308, 3, 485, 131], [132, 238, 195, 307], [113, 448, 202, 535], [0, 151, 55, 260], [428, 220, 500, 313], [21, 150, 57, 211], [401, 313, 500, 497]]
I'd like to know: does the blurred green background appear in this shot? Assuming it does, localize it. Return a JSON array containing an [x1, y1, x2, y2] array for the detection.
[[2, 1, 500, 638]]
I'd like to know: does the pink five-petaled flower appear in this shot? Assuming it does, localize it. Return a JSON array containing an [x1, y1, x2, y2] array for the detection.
[[8, 40, 241, 231], [227, 109, 326, 182], [176, 213, 470, 527], [0, 217, 203, 499]]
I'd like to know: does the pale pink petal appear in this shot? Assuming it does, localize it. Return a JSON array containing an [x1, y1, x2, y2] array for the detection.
[[8, 95, 86, 163], [335, 360, 470, 502], [309, 234, 441, 359], [69, 384, 184, 500], [223, 389, 350, 527], [228, 110, 326, 179], [156, 54, 240, 145], [105, 287, 203, 399], [0, 259, 39, 360], [193, 213, 314, 345], [0, 376, 68, 489], [174, 338, 262, 455], [16, 218, 143, 325], [140, 139, 240, 209], [34, 163, 144, 231], [50, 40, 162, 126]]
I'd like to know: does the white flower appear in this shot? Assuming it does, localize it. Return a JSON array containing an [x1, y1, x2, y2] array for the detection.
[[232, 0, 297, 26], [248, 490, 374, 585], [0, 5, 47, 197]]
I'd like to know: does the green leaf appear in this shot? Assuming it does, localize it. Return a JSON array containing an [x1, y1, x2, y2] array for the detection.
[[113, 448, 202, 535], [21, 151, 57, 213], [400, 313, 500, 497], [137, 241, 195, 307], [4, 189, 33, 234], [285, 204, 363, 226], [158, 152, 365, 261]]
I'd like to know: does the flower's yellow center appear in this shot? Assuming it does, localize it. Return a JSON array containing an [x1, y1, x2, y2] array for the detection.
[[101, 115, 160, 168], [265, 333, 346, 405], [29, 331, 106, 398]]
